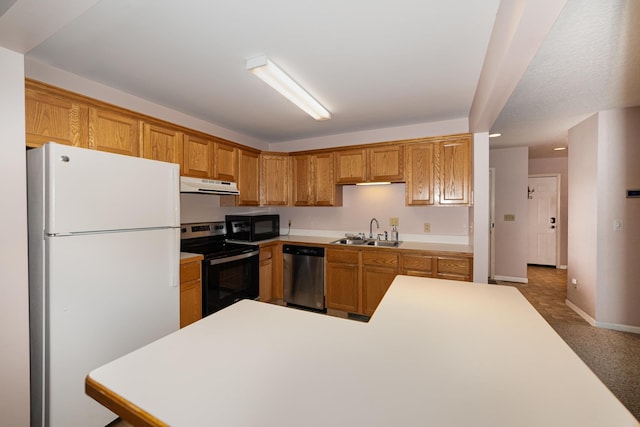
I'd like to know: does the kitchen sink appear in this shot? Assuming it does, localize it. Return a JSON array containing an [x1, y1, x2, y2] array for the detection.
[[366, 240, 400, 247], [330, 238, 367, 245]]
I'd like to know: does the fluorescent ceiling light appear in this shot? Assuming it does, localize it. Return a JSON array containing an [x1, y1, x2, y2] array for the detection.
[[355, 182, 391, 186], [489, 133, 502, 138], [553, 146, 567, 151], [247, 55, 331, 121]]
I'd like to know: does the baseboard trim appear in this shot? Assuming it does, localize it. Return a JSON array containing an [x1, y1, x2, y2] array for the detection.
[[566, 299, 640, 334], [558, 265, 567, 270], [494, 275, 528, 284]]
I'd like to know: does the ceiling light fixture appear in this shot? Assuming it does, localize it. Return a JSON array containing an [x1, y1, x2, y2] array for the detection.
[[489, 133, 502, 138], [553, 146, 567, 151], [247, 55, 331, 121]]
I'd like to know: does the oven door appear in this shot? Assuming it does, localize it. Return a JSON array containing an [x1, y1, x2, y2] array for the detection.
[[202, 250, 259, 316]]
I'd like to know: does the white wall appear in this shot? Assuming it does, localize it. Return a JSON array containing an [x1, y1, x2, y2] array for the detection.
[[528, 157, 569, 267], [0, 47, 30, 426], [567, 114, 599, 319], [473, 132, 490, 283], [489, 147, 529, 282], [595, 108, 640, 328]]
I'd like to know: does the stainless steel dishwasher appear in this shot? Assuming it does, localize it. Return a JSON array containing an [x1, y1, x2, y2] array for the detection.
[[283, 244, 325, 311]]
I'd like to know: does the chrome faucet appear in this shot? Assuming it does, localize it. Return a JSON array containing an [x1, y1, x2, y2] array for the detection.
[[369, 218, 379, 238]]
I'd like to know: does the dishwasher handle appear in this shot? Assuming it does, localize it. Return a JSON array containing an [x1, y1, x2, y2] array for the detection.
[[283, 244, 325, 257]]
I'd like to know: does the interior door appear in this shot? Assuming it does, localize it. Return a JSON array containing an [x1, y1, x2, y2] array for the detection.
[[527, 176, 558, 266]]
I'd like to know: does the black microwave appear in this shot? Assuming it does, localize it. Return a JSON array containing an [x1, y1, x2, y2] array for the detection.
[[225, 214, 280, 242]]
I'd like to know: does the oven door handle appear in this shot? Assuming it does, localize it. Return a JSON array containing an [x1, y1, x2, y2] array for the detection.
[[209, 250, 259, 265]]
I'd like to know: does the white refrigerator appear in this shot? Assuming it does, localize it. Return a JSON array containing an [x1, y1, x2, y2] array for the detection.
[[27, 143, 181, 427]]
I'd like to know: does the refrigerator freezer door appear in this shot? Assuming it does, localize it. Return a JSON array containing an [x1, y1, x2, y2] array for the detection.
[[41, 228, 179, 427], [34, 143, 180, 234]]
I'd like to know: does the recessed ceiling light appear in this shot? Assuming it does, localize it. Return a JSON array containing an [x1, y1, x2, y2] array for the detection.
[[247, 55, 331, 121], [553, 147, 567, 151], [489, 133, 502, 138]]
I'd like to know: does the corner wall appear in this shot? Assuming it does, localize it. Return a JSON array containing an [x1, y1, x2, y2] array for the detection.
[[489, 147, 529, 282], [0, 47, 30, 426]]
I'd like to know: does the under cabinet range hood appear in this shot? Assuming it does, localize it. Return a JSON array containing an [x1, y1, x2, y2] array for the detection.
[[180, 176, 240, 195]]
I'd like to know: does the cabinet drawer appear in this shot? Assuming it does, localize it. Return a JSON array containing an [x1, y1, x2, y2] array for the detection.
[[436, 256, 471, 280], [180, 261, 201, 283], [362, 251, 398, 267], [326, 248, 359, 264], [402, 254, 433, 273]]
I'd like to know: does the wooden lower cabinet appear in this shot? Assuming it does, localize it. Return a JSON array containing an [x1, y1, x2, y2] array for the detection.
[[401, 253, 434, 277], [325, 248, 360, 313], [180, 256, 203, 328], [435, 256, 473, 281], [362, 251, 398, 316]]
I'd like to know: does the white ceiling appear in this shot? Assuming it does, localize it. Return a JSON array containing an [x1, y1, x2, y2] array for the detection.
[[1, 0, 638, 158]]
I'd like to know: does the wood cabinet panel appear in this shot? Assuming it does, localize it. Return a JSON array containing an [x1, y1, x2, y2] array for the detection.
[[362, 251, 398, 315], [214, 142, 238, 181], [437, 137, 471, 205], [335, 149, 367, 184], [88, 107, 140, 157], [401, 253, 434, 277], [291, 154, 313, 206], [183, 134, 214, 178], [260, 153, 289, 206], [237, 150, 260, 206], [25, 88, 89, 148], [291, 153, 340, 206], [180, 259, 202, 328], [259, 245, 274, 302], [141, 122, 181, 163], [369, 144, 404, 182]]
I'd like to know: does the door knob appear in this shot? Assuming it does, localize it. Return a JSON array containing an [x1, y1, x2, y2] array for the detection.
[[550, 217, 556, 224]]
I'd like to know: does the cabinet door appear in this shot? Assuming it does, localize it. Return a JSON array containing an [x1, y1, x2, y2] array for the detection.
[[406, 143, 435, 206], [335, 149, 366, 184], [259, 245, 274, 302], [89, 108, 140, 156], [141, 122, 181, 164], [260, 153, 289, 206], [25, 88, 89, 148], [291, 154, 313, 206], [325, 248, 360, 313], [369, 145, 404, 182], [180, 261, 202, 328], [362, 251, 398, 316], [214, 142, 238, 181], [183, 134, 214, 178], [237, 150, 260, 206], [313, 153, 338, 206], [437, 137, 471, 205]]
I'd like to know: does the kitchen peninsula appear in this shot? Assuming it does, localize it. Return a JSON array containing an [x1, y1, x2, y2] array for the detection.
[[86, 276, 638, 426]]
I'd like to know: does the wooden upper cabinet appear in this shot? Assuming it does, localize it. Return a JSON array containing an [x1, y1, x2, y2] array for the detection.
[[141, 122, 181, 164], [368, 144, 404, 182], [335, 144, 403, 184], [25, 87, 89, 148], [182, 134, 214, 178], [237, 149, 260, 206], [313, 152, 340, 206], [406, 135, 472, 206], [214, 142, 238, 182], [88, 107, 140, 157], [405, 143, 435, 205], [335, 149, 367, 184], [260, 153, 289, 206], [291, 154, 313, 206], [291, 152, 341, 206], [437, 137, 471, 205]]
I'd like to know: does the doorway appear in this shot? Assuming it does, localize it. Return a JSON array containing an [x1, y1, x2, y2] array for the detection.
[[527, 175, 560, 267]]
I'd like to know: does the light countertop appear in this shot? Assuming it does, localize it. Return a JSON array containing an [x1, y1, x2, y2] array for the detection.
[[86, 276, 638, 426]]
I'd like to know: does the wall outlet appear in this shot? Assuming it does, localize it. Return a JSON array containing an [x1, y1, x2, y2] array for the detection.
[[504, 214, 516, 221], [389, 217, 399, 226], [423, 223, 431, 233]]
